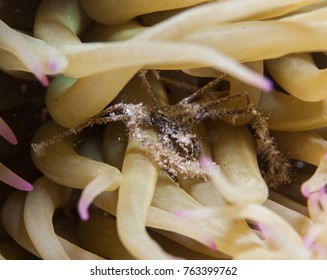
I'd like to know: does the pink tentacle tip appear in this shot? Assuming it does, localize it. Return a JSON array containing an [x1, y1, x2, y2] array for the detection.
[[0, 117, 17, 145], [302, 236, 314, 249], [205, 237, 217, 251], [256, 223, 272, 240], [48, 58, 61, 73], [262, 77, 274, 92], [0, 163, 33, 191], [324, 153, 327, 160], [199, 155, 214, 169], [252, 223, 261, 231], [38, 74, 49, 87], [20, 181, 33, 192], [175, 209, 189, 218], [77, 201, 90, 221], [33, 65, 49, 87], [301, 184, 311, 198], [256, 223, 263, 231]]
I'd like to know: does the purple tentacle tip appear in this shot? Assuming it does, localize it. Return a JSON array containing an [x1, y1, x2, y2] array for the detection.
[[262, 77, 274, 92], [78, 199, 90, 221]]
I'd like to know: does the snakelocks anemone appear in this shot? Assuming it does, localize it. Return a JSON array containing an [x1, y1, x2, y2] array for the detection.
[[1, 0, 327, 259]]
